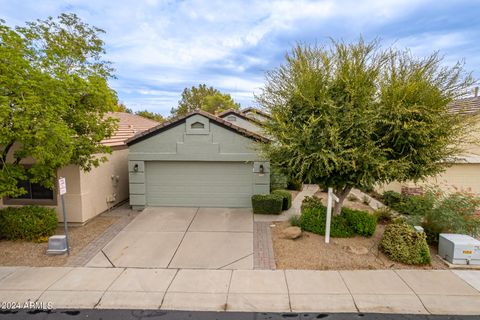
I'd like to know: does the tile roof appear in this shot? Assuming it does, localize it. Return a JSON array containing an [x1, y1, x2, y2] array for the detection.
[[102, 112, 160, 147], [218, 109, 264, 126], [126, 109, 270, 146], [241, 107, 272, 120], [449, 96, 480, 115]]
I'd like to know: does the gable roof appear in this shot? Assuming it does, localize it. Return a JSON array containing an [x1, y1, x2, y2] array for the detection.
[[102, 112, 160, 147], [449, 96, 480, 115], [218, 109, 263, 126], [241, 107, 272, 120], [126, 109, 270, 146]]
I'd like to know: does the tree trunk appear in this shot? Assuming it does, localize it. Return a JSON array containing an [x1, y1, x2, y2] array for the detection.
[[332, 186, 353, 216], [0, 142, 14, 170]]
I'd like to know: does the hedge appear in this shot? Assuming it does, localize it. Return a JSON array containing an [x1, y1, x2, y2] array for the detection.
[[272, 189, 292, 210], [299, 196, 377, 238], [343, 207, 377, 236], [0, 206, 58, 241], [380, 223, 431, 265], [251, 194, 283, 214]]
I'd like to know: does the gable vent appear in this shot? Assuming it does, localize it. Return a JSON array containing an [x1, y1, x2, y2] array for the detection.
[[191, 121, 205, 129]]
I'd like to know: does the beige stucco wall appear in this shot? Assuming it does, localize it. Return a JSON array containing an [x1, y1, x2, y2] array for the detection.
[[0, 147, 129, 224], [377, 163, 480, 195], [77, 148, 129, 222]]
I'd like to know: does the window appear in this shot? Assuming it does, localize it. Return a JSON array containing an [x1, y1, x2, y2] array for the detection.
[[4, 180, 56, 205], [191, 121, 205, 129], [226, 115, 236, 121]]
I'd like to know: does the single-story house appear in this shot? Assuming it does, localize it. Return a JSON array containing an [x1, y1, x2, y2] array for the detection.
[[378, 95, 480, 195], [127, 109, 270, 209], [241, 107, 272, 123], [0, 112, 159, 224]]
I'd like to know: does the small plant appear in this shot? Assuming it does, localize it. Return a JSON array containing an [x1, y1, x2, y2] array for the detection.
[[362, 195, 371, 205], [289, 215, 302, 227], [0, 206, 58, 241], [287, 179, 303, 191], [380, 222, 431, 265], [272, 189, 292, 210], [347, 194, 358, 202], [382, 191, 404, 207], [251, 194, 283, 214], [300, 206, 355, 238], [300, 196, 324, 211], [374, 207, 393, 223]]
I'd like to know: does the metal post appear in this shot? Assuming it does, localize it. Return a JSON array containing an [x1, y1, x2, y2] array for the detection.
[[61, 194, 70, 255]]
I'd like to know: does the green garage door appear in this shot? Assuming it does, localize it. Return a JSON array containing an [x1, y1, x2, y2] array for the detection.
[[145, 161, 254, 207]]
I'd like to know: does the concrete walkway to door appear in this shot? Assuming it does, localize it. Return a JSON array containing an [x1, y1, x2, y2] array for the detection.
[[86, 207, 254, 269]]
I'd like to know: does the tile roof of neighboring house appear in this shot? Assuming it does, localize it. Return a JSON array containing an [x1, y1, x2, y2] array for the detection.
[[218, 109, 263, 126], [449, 96, 480, 115], [102, 112, 160, 147], [126, 109, 270, 146], [241, 107, 272, 120]]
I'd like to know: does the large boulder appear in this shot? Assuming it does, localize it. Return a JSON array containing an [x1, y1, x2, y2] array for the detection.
[[283, 226, 302, 239]]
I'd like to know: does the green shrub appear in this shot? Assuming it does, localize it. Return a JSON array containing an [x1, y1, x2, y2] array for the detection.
[[272, 189, 292, 210], [374, 207, 394, 223], [343, 207, 377, 237], [0, 206, 58, 241], [300, 204, 355, 238], [395, 194, 434, 216], [420, 191, 480, 244], [380, 223, 431, 265], [287, 179, 303, 191], [300, 196, 324, 211], [382, 191, 403, 207], [251, 194, 283, 214], [289, 215, 302, 227]]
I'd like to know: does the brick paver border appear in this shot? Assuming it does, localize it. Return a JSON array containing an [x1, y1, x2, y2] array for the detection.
[[253, 221, 276, 270]]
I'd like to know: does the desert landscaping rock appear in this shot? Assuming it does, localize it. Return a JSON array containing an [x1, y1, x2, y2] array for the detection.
[[343, 245, 369, 255], [282, 226, 302, 239]]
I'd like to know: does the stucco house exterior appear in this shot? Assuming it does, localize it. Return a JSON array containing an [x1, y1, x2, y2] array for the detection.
[[127, 109, 270, 209], [378, 95, 480, 195], [218, 109, 265, 134], [0, 112, 158, 224]]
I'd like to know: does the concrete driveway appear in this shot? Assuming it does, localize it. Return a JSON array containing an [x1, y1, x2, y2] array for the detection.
[[86, 207, 253, 269]]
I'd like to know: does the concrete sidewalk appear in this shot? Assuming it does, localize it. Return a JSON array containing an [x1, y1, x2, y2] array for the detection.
[[0, 267, 479, 315]]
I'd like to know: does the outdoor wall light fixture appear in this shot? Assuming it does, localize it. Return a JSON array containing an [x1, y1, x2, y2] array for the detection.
[[133, 164, 139, 172], [259, 164, 265, 174]]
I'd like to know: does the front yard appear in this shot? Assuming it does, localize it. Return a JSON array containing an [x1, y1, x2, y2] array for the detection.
[[0, 214, 119, 267], [271, 190, 449, 270]]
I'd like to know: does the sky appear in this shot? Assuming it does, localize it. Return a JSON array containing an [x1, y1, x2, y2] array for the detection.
[[1, 0, 480, 116]]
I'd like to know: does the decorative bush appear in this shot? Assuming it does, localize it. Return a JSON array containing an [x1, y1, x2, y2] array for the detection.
[[382, 191, 403, 207], [300, 196, 324, 211], [343, 207, 377, 237], [420, 190, 480, 244], [395, 194, 434, 216], [374, 207, 394, 223], [0, 206, 58, 241], [251, 194, 283, 214], [300, 206, 354, 238], [380, 223, 431, 265], [272, 189, 292, 210], [287, 179, 303, 191]]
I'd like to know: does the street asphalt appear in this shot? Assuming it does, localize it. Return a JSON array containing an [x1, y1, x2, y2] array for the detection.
[[1, 310, 480, 320]]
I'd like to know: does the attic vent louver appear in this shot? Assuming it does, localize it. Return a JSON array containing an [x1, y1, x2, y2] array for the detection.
[[191, 121, 205, 129]]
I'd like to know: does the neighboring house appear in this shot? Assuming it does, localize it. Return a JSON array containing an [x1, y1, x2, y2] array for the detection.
[[378, 95, 480, 195], [218, 109, 265, 134], [242, 107, 272, 123], [127, 110, 270, 209], [0, 112, 159, 224]]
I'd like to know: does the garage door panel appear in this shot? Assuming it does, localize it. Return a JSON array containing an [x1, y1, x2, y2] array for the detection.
[[145, 161, 254, 207]]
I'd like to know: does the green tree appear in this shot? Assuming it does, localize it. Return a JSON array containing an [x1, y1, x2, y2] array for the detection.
[[0, 13, 118, 197], [113, 102, 132, 113], [257, 39, 474, 215], [135, 110, 164, 123], [171, 84, 240, 116]]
